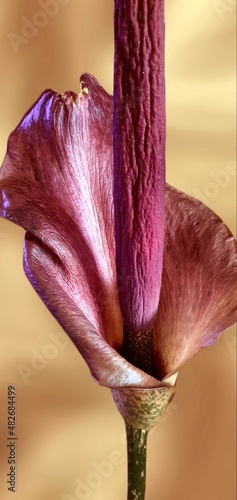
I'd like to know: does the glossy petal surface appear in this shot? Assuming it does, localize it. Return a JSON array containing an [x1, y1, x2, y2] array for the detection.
[[154, 185, 237, 379]]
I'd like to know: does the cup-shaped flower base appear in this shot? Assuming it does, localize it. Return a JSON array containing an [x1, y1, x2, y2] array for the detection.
[[111, 385, 175, 431]]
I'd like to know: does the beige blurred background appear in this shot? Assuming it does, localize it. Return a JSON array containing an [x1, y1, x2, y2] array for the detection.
[[0, 1, 236, 499]]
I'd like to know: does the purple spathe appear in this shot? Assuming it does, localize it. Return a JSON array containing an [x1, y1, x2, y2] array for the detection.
[[0, 74, 236, 385]]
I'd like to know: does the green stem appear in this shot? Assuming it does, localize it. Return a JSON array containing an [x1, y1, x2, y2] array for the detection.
[[126, 424, 149, 500]]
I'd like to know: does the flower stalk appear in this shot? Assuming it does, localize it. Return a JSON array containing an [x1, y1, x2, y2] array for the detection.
[[126, 425, 148, 500]]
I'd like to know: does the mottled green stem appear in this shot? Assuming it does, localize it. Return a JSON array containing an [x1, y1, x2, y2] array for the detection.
[[126, 424, 148, 500]]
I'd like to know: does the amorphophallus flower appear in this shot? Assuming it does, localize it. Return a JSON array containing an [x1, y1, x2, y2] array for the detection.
[[0, 1, 236, 499]]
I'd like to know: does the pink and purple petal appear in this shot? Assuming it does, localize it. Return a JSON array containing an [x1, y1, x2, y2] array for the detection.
[[154, 185, 237, 379], [0, 74, 122, 351]]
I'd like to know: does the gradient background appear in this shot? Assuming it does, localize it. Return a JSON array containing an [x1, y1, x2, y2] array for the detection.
[[0, 1, 236, 499]]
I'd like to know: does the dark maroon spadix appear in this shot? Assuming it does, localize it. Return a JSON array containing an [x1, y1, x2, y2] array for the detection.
[[113, 0, 166, 335]]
